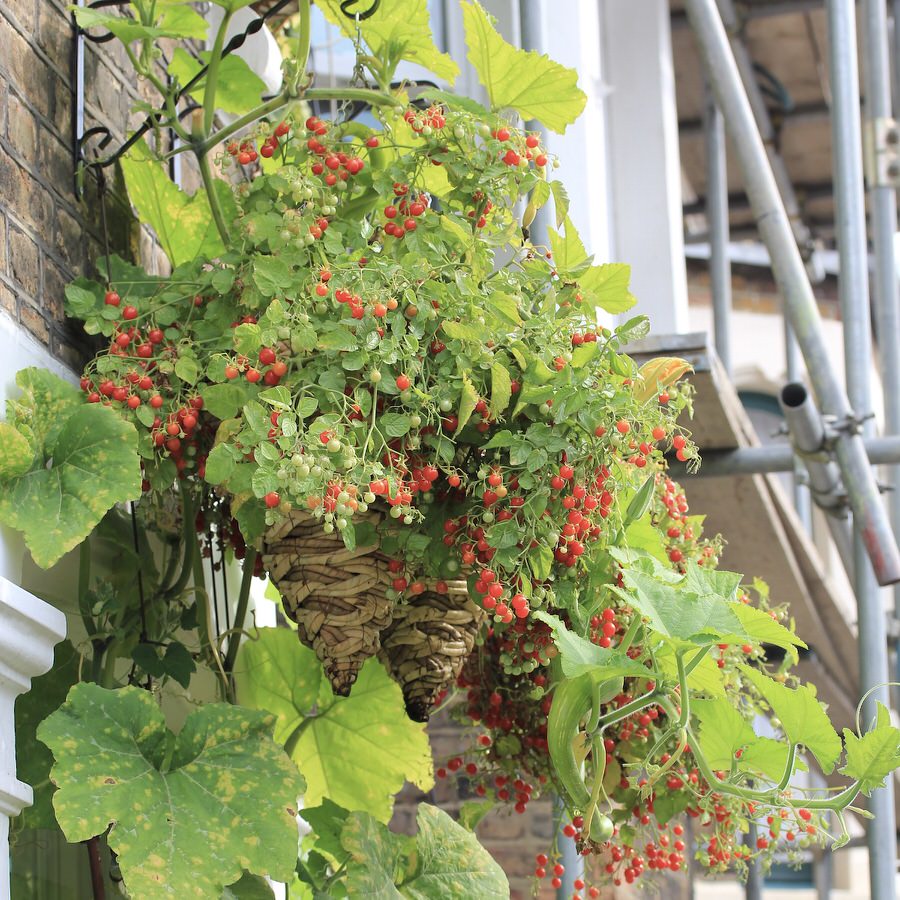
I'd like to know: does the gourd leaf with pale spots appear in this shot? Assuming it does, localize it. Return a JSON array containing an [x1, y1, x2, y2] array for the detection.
[[14, 640, 80, 830], [37, 683, 305, 899], [0, 371, 142, 569], [740, 665, 843, 775], [342, 805, 509, 898], [235, 628, 433, 822], [121, 139, 238, 267], [0, 423, 32, 479], [314, 0, 459, 83], [222, 873, 275, 899], [840, 702, 900, 795], [461, 1, 585, 133]]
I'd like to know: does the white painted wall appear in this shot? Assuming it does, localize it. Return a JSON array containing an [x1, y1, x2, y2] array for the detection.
[[602, 0, 690, 333]]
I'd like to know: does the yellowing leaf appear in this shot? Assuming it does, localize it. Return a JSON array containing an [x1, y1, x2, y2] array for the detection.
[[634, 357, 694, 404], [490, 362, 512, 418], [461, 1, 586, 133], [121, 139, 237, 266], [38, 684, 304, 898], [456, 373, 479, 435], [0, 422, 33, 478], [578, 263, 637, 314]]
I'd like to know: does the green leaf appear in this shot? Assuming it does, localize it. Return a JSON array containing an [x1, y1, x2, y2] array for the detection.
[[314, 0, 459, 83], [9, 367, 81, 449], [207, 0, 257, 10], [458, 799, 495, 831], [14, 640, 80, 830], [489, 362, 512, 418], [72, 4, 206, 41], [174, 355, 199, 385], [692, 698, 758, 771], [442, 320, 485, 343], [0, 422, 33, 478], [252, 256, 292, 297], [202, 383, 257, 419], [840, 703, 900, 795], [739, 736, 796, 783], [64, 283, 99, 318], [380, 413, 414, 438], [38, 684, 305, 897], [169, 48, 267, 116], [456, 374, 479, 435], [300, 799, 352, 863], [740, 665, 842, 774], [549, 181, 569, 227], [223, 873, 275, 899], [342, 805, 508, 898], [729, 603, 806, 653], [618, 567, 747, 645], [534, 612, 648, 682], [578, 263, 637, 315], [548, 217, 589, 273], [623, 475, 655, 528], [0, 395, 142, 568], [235, 628, 433, 822], [121, 139, 236, 267], [461, 1, 586, 133], [530, 180, 551, 210]]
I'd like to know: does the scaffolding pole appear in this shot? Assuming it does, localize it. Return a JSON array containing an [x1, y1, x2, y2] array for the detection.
[[828, 2, 897, 896], [669, 435, 900, 477], [682, 0, 900, 588], [704, 80, 733, 375], [862, 0, 900, 695]]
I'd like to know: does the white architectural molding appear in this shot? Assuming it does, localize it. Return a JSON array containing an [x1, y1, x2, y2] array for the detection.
[[0, 577, 66, 900]]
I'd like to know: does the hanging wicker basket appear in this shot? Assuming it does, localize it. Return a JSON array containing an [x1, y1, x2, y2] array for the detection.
[[378, 582, 486, 722], [262, 507, 394, 696]]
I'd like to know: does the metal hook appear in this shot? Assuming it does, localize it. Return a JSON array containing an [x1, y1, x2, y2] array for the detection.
[[339, 0, 381, 21]]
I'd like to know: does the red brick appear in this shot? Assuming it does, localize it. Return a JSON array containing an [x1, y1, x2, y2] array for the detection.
[[8, 226, 40, 298], [0, 282, 15, 316], [19, 301, 49, 343], [7, 92, 37, 162]]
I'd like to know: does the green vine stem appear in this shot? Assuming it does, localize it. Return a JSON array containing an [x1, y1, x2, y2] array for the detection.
[[203, 9, 234, 135], [196, 145, 231, 247], [223, 547, 258, 675]]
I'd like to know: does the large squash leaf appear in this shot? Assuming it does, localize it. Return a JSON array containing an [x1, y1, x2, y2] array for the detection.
[[315, 0, 458, 83], [235, 628, 433, 822], [14, 640, 80, 830], [37, 684, 305, 899], [121, 139, 238, 267], [841, 703, 900, 796], [0, 369, 142, 568], [461, 1, 586, 133], [342, 805, 509, 898]]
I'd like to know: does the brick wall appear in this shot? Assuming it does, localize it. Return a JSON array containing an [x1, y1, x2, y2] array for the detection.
[[0, 0, 171, 370]]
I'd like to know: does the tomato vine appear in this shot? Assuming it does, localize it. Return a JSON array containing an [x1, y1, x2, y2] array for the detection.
[[2, 1, 898, 898]]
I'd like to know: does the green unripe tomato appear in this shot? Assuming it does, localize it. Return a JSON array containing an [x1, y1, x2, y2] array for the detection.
[[400, 389, 413, 404], [336, 517, 348, 530], [322, 521, 335, 534], [453, 125, 465, 139], [326, 438, 342, 453], [364, 491, 376, 504], [403, 514, 413, 525], [390, 506, 403, 519], [439, 398, 453, 412], [410, 414, 422, 428], [370, 369, 382, 383]]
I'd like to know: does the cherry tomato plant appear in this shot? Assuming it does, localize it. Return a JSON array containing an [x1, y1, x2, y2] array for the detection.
[[2, 2, 899, 898]]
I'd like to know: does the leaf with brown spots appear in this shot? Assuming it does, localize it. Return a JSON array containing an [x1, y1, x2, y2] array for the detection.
[[37, 683, 305, 899], [0, 370, 142, 568]]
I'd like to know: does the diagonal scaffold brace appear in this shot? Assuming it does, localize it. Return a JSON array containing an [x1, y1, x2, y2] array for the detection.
[[682, 0, 900, 589]]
